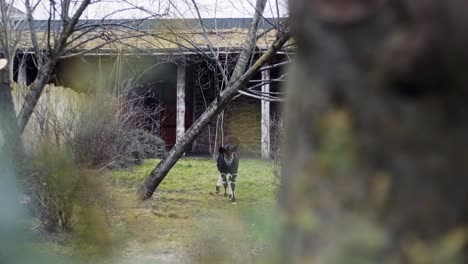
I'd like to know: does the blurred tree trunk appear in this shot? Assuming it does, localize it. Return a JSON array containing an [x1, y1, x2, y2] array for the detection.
[[0, 61, 22, 156], [279, 0, 468, 263]]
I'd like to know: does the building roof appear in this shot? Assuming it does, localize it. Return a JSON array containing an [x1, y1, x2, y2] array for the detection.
[[16, 18, 288, 55], [26, 17, 280, 31], [2, 5, 27, 20]]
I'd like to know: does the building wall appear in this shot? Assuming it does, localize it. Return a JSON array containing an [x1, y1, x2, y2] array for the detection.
[[224, 97, 262, 156], [191, 95, 263, 156]]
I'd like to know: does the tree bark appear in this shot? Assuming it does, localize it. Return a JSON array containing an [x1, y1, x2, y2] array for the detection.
[[0, 61, 22, 156], [228, 0, 268, 86], [139, 31, 291, 200], [279, 0, 468, 262], [17, 62, 53, 133], [0, 0, 16, 82]]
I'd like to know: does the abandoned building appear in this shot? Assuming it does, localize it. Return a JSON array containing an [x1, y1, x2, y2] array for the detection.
[[12, 18, 289, 157]]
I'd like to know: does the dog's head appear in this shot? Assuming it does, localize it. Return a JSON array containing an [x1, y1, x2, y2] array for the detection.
[[218, 144, 238, 160]]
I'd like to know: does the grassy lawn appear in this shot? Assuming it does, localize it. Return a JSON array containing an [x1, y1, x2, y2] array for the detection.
[[33, 158, 281, 263]]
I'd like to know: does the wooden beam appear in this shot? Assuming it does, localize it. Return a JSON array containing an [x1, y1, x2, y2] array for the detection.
[[17, 61, 27, 85], [176, 64, 186, 143], [261, 67, 271, 159]]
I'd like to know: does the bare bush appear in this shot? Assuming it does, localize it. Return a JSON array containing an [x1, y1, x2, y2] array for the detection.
[[70, 91, 166, 169], [21, 145, 84, 232], [18, 85, 166, 233]]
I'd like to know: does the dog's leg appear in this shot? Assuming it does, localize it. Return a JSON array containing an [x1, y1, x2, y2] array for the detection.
[[230, 174, 237, 203], [228, 175, 233, 198], [221, 173, 228, 197], [216, 175, 222, 194]]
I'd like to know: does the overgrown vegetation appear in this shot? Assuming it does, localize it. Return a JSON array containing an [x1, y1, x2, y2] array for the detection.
[[14, 84, 166, 233], [14, 82, 167, 170], [29, 158, 279, 263], [21, 145, 84, 232], [70, 96, 166, 169]]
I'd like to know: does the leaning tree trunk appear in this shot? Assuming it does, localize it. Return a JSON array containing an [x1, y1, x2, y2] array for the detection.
[[139, 32, 290, 199], [279, 0, 468, 263]]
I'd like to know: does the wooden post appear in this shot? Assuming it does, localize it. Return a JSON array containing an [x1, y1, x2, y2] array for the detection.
[[261, 67, 271, 159], [176, 64, 186, 143], [17, 60, 27, 85], [191, 83, 197, 152]]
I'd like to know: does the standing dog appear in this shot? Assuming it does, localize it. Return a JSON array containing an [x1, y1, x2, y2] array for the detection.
[[215, 144, 239, 203]]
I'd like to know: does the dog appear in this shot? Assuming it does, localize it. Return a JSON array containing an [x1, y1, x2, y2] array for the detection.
[[215, 143, 239, 203]]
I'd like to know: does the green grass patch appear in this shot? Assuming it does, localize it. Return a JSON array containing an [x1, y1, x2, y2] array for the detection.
[[32, 158, 279, 263]]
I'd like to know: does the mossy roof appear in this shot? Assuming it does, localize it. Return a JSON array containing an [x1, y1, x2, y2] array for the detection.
[[16, 18, 285, 54]]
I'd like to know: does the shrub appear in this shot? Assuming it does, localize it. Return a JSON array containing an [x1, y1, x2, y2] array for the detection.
[[134, 129, 167, 159], [69, 97, 166, 169], [21, 146, 84, 232], [16, 84, 166, 234]]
